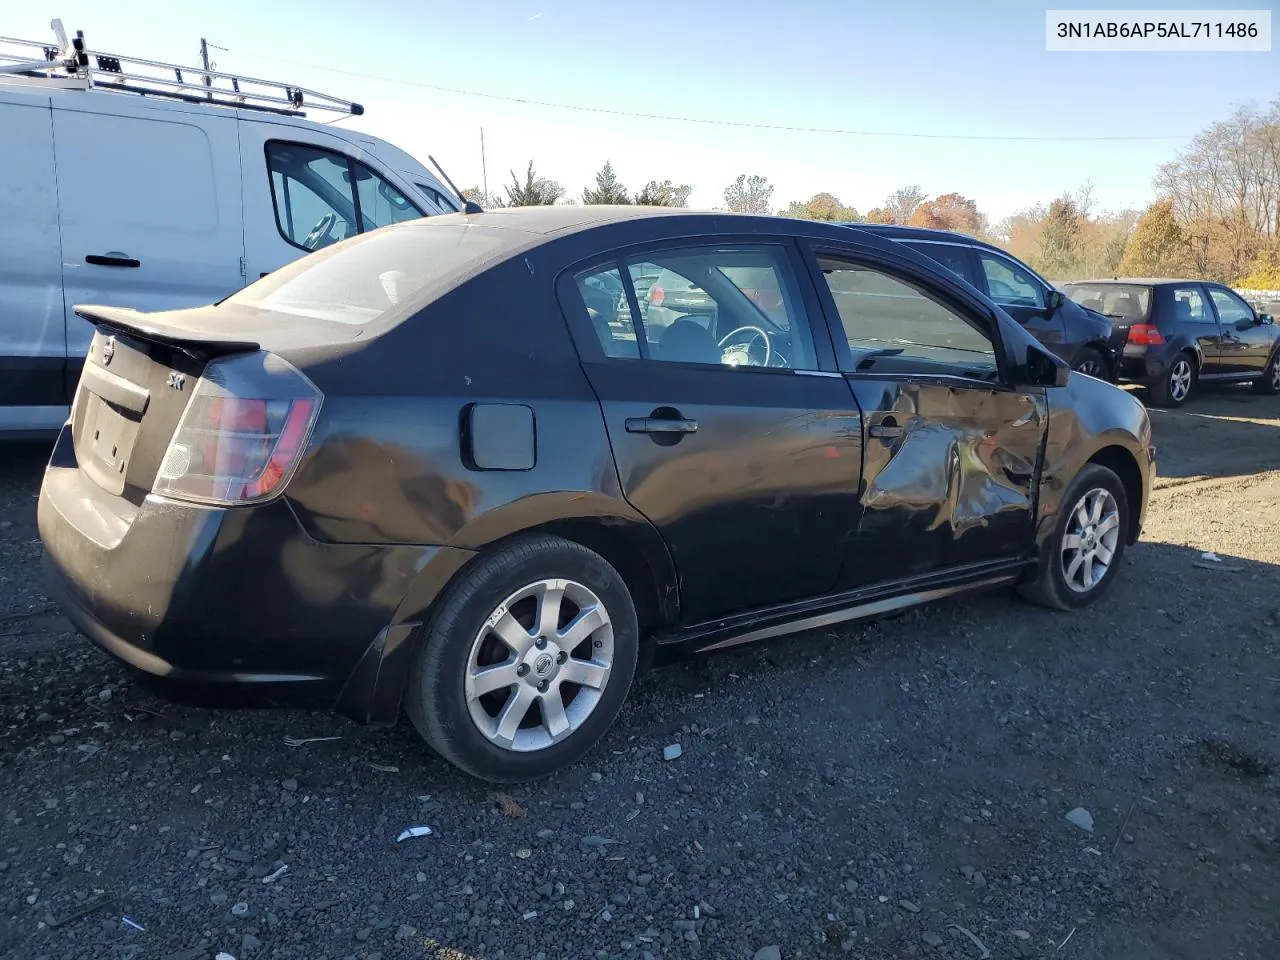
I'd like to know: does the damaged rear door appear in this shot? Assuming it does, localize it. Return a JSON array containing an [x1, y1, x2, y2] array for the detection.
[[805, 249, 1046, 584]]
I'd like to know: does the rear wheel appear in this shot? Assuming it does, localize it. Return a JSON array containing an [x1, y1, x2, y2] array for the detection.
[[1072, 346, 1108, 379], [1148, 352, 1195, 408], [1019, 464, 1130, 611], [405, 535, 638, 783], [1253, 352, 1280, 395]]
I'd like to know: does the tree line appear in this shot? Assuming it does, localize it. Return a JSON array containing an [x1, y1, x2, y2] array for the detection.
[[463, 96, 1280, 288]]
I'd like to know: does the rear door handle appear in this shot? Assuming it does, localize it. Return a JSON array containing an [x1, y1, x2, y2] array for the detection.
[[85, 254, 141, 268], [625, 417, 698, 434]]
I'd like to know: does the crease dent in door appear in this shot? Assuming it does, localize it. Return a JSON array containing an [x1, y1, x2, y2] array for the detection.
[[620, 408, 862, 520], [862, 392, 1043, 539]]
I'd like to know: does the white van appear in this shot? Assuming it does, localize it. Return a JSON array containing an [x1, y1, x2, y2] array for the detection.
[[0, 24, 463, 436]]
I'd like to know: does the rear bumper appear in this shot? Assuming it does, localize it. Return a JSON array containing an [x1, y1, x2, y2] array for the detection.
[[37, 424, 471, 722]]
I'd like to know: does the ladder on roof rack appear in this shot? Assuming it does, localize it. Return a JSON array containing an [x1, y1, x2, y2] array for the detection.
[[0, 18, 363, 118]]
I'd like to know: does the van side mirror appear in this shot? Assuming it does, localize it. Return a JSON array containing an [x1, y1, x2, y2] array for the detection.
[[1045, 289, 1065, 312], [1023, 343, 1070, 388]]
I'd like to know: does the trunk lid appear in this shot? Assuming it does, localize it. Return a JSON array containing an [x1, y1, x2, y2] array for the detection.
[[69, 303, 346, 499]]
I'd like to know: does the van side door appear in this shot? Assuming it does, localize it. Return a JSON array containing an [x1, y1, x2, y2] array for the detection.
[[237, 121, 432, 280], [50, 98, 245, 381]]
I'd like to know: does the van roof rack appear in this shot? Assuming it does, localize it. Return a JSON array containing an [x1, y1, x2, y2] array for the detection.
[[0, 19, 363, 118]]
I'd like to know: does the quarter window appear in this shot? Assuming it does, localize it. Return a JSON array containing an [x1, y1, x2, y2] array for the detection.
[[1207, 286, 1254, 325], [574, 246, 818, 370], [817, 257, 998, 381], [266, 142, 425, 251], [977, 252, 1045, 308], [1171, 287, 1211, 323]]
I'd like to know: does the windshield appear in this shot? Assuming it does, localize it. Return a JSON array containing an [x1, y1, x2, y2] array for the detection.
[[1064, 283, 1152, 321], [223, 224, 508, 325]]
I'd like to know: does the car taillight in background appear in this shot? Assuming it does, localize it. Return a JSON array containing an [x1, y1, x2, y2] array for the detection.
[[647, 284, 665, 307], [1126, 324, 1166, 346], [155, 351, 321, 506]]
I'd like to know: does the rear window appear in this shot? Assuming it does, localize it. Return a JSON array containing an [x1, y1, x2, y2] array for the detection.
[[223, 224, 508, 325], [1064, 283, 1152, 321]]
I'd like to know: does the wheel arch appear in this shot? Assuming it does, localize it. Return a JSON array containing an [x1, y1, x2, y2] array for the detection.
[[334, 493, 679, 727], [1085, 444, 1145, 545]]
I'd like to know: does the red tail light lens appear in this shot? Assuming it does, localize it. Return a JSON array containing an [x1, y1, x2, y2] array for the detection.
[[647, 283, 665, 307], [1127, 323, 1165, 345], [155, 351, 322, 506]]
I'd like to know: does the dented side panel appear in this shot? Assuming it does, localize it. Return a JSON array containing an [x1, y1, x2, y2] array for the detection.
[[841, 377, 1047, 584]]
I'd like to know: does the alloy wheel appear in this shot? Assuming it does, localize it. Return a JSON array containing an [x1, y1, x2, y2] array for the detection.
[[464, 578, 614, 752], [1061, 487, 1121, 593], [1169, 358, 1193, 402], [1075, 358, 1102, 377]]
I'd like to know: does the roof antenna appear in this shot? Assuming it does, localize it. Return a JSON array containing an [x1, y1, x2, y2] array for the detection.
[[428, 155, 483, 215]]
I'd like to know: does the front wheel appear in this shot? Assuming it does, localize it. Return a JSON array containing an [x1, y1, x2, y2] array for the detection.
[[1019, 464, 1130, 611], [1253, 352, 1280, 395], [1148, 352, 1195, 408], [404, 535, 639, 783]]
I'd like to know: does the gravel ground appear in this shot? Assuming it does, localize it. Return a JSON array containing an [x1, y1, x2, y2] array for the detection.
[[2, 387, 1279, 960]]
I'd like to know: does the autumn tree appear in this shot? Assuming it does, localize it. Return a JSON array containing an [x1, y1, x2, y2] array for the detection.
[[582, 161, 630, 204], [908, 192, 983, 234], [784, 192, 861, 222], [885, 185, 927, 225], [461, 186, 503, 208], [1116, 200, 1194, 277], [504, 161, 564, 207], [723, 174, 774, 214], [1036, 196, 1084, 279], [635, 180, 692, 207], [863, 207, 897, 224]]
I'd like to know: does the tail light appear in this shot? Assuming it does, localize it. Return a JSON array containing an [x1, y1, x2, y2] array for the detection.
[[648, 283, 665, 307], [155, 351, 322, 506], [1127, 323, 1165, 345]]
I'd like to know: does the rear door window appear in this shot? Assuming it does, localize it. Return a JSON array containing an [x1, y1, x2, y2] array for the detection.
[[903, 242, 980, 287]]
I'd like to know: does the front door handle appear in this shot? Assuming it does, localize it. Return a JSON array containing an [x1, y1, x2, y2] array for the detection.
[[85, 254, 141, 268], [625, 416, 698, 434]]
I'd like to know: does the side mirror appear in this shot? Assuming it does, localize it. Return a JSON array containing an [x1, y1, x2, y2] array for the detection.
[[1045, 289, 1065, 312], [1259, 313, 1273, 325], [1023, 343, 1070, 388]]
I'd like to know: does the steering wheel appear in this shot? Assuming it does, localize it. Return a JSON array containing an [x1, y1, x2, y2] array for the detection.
[[718, 325, 773, 367], [302, 213, 338, 251]]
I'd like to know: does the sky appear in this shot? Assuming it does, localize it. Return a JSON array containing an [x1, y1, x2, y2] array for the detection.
[[9, 1, 1278, 222]]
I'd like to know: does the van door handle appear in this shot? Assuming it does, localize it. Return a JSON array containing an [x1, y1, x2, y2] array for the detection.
[[625, 416, 698, 434], [86, 254, 141, 268]]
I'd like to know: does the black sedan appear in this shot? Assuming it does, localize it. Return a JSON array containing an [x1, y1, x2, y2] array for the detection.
[[843, 224, 1126, 380], [38, 207, 1155, 783], [1064, 278, 1280, 406]]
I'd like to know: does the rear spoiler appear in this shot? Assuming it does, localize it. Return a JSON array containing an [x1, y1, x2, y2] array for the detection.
[[74, 304, 261, 356]]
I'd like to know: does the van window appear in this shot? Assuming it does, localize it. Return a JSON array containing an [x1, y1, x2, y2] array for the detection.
[[417, 184, 460, 212], [266, 142, 426, 251]]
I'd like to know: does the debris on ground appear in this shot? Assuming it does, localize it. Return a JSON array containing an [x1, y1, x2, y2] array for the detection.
[[663, 743, 683, 761], [1065, 807, 1094, 832], [494, 793, 526, 818], [261, 864, 289, 883], [369, 763, 399, 772], [396, 826, 433, 842], [282, 735, 342, 747], [949, 924, 991, 958], [754, 947, 782, 960], [120, 915, 145, 932]]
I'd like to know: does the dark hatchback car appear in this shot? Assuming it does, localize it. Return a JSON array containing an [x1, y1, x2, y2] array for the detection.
[[38, 207, 1155, 783], [846, 224, 1125, 380], [1063, 278, 1280, 407]]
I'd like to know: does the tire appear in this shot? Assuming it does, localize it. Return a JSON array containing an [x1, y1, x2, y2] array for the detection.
[[1018, 464, 1130, 612], [1148, 352, 1196, 408], [1072, 346, 1108, 380], [405, 534, 639, 783], [1253, 351, 1280, 395]]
